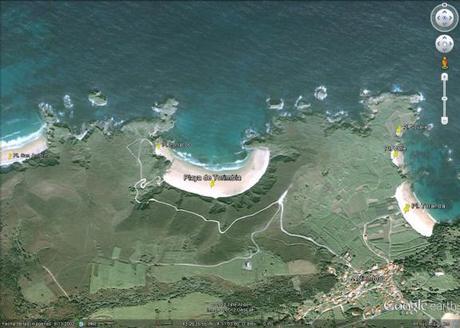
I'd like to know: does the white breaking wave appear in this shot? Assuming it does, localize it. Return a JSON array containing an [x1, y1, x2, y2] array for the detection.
[[391, 84, 402, 93], [266, 98, 284, 110], [173, 149, 249, 172], [1, 130, 21, 140], [325, 109, 348, 123], [63, 94, 74, 109], [294, 95, 311, 110], [0, 125, 46, 149], [244, 127, 259, 140], [265, 122, 271, 134], [294, 96, 302, 107], [2, 118, 29, 126], [410, 92, 425, 104], [152, 98, 179, 114], [360, 89, 371, 97], [446, 146, 454, 162], [314, 85, 327, 101], [39, 102, 54, 115], [280, 112, 291, 117], [114, 119, 125, 127]]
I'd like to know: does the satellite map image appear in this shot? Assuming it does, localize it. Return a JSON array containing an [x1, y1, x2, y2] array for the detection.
[[1, 1, 460, 327]]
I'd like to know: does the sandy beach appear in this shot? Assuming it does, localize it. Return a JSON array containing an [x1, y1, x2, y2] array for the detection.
[[441, 313, 460, 328], [0, 134, 48, 167], [155, 143, 270, 198], [390, 150, 404, 168], [395, 181, 437, 237]]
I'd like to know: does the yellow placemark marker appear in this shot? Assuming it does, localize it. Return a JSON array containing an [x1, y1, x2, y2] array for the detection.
[[395, 125, 402, 136], [403, 203, 411, 214], [8, 152, 13, 160], [210, 179, 215, 188], [155, 143, 161, 150], [392, 150, 399, 158]]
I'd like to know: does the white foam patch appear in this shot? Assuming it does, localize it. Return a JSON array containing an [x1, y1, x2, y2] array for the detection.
[[314, 85, 327, 101], [172, 150, 249, 172], [266, 98, 284, 110], [0, 125, 46, 149], [63, 94, 74, 109]]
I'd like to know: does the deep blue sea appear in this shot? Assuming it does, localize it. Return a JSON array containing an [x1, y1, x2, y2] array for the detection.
[[1, 1, 459, 222]]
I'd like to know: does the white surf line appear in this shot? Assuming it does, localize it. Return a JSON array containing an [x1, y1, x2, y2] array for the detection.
[[127, 138, 355, 270], [42, 265, 70, 300], [128, 137, 280, 235], [127, 137, 282, 268]]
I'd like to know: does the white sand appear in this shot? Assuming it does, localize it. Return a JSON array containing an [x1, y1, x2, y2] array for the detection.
[[395, 181, 437, 237], [0, 135, 48, 167], [155, 144, 270, 198], [391, 150, 404, 168], [441, 313, 460, 328]]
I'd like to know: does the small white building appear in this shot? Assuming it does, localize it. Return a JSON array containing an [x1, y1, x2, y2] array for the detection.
[[243, 260, 252, 271]]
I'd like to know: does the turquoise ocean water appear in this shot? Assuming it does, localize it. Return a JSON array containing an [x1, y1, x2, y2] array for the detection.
[[1, 1, 459, 222]]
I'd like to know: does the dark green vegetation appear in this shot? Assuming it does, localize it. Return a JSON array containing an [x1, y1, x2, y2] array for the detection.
[[222, 274, 337, 317], [0, 112, 334, 320], [1, 94, 458, 323], [395, 220, 460, 304], [252, 94, 428, 267]]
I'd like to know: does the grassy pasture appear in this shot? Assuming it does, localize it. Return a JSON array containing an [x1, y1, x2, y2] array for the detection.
[[90, 258, 147, 294], [90, 292, 221, 320]]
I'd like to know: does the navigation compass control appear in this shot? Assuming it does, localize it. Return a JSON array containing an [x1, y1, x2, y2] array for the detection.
[[431, 3, 459, 32], [436, 8, 454, 27], [436, 34, 454, 53]]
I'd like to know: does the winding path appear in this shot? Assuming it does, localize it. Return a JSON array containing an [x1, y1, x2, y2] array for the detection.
[[42, 265, 70, 300], [127, 138, 355, 270]]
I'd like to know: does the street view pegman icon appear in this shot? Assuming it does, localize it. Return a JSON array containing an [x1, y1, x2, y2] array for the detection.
[[441, 56, 449, 70]]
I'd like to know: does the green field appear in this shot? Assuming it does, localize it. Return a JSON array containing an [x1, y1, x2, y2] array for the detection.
[[151, 251, 290, 285], [2, 94, 452, 322], [19, 275, 56, 305], [90, 292, 221, 320], [265, 95, 426, 268], [90, 258, 147, 294]]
